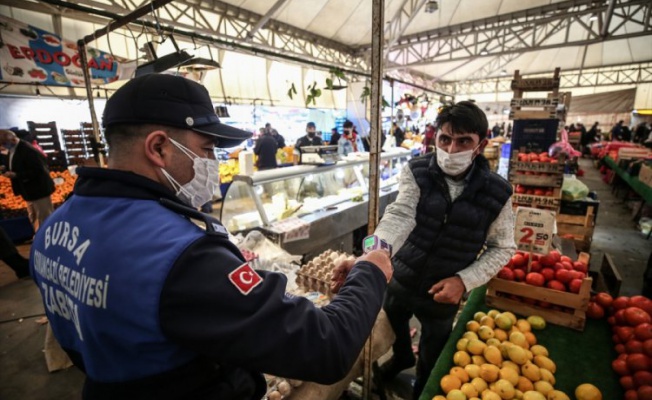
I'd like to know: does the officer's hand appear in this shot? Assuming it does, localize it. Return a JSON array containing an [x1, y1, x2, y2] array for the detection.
[[428, 276, 466, 304], [357, 249, 393, 284], [330, 258, 355, 294]]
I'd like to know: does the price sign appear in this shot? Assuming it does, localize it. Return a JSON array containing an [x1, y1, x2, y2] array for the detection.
[[514, 206, 556, 254]]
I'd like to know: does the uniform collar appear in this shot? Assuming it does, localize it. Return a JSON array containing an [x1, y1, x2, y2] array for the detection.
[[73, 167, 183, 205]]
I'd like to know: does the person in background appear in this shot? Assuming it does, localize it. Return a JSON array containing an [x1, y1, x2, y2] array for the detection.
[[634, 122, 651, 144], [294, 122, 324, 151], [254, 127, 278, 170], [491, 123, 500, 138], [361, 131, 386, 152], [329, 127, 341, 146], [0, 226, 30, 279], [265, 123, 285, 148], [621, 125, 632, 142], [582, 122, 600, 156], [611, 120, 625, 141], [393, 122, 405, 148], [421, 123, 436, 154], [338, 121, 364, 156], [30, 74, 393, 399], [0, 129, 55, 232], [370, 101, 516, 399]]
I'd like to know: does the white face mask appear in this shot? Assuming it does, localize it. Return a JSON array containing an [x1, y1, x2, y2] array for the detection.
[[436, 143, 481, 176], [161, 138, 220, 208]]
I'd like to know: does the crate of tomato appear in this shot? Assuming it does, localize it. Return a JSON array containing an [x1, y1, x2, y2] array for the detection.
[[486, 249, 592, 331]]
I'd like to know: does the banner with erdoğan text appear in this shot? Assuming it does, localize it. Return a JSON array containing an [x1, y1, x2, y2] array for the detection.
[[0, 15, 129, 87]]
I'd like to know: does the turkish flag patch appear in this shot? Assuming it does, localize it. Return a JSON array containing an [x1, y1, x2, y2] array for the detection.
[[228, 263, 263, 295]]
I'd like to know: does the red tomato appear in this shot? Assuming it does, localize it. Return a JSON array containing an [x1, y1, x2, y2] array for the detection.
[[541, 268, 555, 282], [639, 385, 652, 400], [553, 262, 565, 271], [618, 326, 636, 342], [621, 376, 636, 390], [616, 344, 627, 354], [546, 280, 566, 292], [644, 339, 652, 357], [569, 270, 584, 280], [628, 340, 645, 354], [569, 279, 583, 294], [635, 370, 652, 386], [518, 153, 528, 162], [560, 255, 572, 263], [511, 254, 526, 268], [595, 292, 614, 309], [614, 358, 632, 375], [620, 353, 630, 361], [513, 269, 526, 282], [627, 354, 650, 372], [635, 324, 652, 341], [497, 267, 515, 281], [616, 309, 629, 325], [539, 254, 555, 268], [573, 261, 589, 273], [630, 296, 652, 316], [608, 316, 617, 326], [614, 297, 632, 310], [626, 308, 652, 326], [614, 334, 623, 344], [530, 261, 542, 273], [555, 269, 573, 284], [525, 272, 545, 287], [549, 250, 561, 262], [587, 302, 605, 319], [625, 389, 639, 400], [515, 184, 526, 194]]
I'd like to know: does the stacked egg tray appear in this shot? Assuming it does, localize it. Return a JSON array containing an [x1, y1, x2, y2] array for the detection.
[[294, 250, 355, 299]]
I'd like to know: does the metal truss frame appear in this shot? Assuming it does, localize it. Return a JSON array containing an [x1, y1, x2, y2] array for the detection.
[[371, 0, 652, 70], [384, 0, 428, 51], [436, 62, 652, 95]]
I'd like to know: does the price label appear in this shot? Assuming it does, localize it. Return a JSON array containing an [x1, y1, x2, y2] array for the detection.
[[514, 206, 556, 254]]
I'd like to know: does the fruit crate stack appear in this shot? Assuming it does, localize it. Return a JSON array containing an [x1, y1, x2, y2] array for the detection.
[[27, 121, 67, 171], [556, 205, 596, 252], [509, 151, 565, 213], [486, 250, 592, 331], [61, 129, 95, 166], [81, 122, 107, 163]]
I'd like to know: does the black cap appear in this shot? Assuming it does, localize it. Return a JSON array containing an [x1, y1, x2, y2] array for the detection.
[[103, 74, 252, 148], [306, 122, 316, 129]]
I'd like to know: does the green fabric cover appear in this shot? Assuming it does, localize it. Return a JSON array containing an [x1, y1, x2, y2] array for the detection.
[[419, 286, 622, 400]]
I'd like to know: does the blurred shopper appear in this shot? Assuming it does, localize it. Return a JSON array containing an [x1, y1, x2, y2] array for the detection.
[[0, 129, 55, 232], [265, 122, 285, 148], [328, 127, 341, 146], [338, 121, 364, 156], [253, 128, 278, 170], [294, 122, 324, 151]]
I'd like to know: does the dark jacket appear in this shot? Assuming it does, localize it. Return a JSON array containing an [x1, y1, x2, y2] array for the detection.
[[295, 135, 324, 150], [329, 132, 341, 146], [253, 134, 278, 170], [31, 167, 386, 400], [3, 140, 55, 201], [392, 154, 512, 294]]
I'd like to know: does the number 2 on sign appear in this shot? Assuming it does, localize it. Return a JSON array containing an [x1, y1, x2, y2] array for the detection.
[[520, 227, 534, 243]]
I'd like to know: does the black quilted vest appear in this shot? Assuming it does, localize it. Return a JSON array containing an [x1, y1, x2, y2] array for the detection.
[[392, 153, 512, 295]]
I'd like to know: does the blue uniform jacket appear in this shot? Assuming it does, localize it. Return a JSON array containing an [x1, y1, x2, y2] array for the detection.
[[30, 167, 387, 400]]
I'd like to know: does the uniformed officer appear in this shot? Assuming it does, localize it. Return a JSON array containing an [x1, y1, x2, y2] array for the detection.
[[30, 74, 392, 400]]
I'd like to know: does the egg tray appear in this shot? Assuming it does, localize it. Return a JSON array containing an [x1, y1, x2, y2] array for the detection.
[[263, 377, 303, 400], [295, 250, 355, 298]]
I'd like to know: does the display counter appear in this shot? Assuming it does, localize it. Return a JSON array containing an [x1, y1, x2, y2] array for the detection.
[[221, 148, 411, 257], [604, 156, 652, 204], [420, 287, 622, 399]]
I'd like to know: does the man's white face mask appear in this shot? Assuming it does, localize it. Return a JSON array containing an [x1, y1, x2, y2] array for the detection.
[[161, 138, 220, 208], [436, 143, 482, 176]]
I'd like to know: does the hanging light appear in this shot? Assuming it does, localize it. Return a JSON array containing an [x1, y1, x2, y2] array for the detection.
[[425, 1, 438, 13]]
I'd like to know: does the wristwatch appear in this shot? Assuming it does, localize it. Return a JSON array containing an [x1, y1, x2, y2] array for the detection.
[[362, 235, 392, 257]]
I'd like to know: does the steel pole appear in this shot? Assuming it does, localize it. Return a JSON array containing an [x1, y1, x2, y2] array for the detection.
[[77, 42, 105, 167]]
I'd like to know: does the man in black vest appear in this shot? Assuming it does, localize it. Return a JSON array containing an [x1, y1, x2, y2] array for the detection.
[[373, 101, 516, 398]]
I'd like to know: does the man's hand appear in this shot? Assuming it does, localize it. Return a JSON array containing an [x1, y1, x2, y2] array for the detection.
[[2, 171, 16, 179], [428, 276, 466, 304], [330, 250, 393, 294]]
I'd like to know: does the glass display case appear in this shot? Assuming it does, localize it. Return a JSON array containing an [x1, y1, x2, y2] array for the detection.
[[221, 148, 412, 255]]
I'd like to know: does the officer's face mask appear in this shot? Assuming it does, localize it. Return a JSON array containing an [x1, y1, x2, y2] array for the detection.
[[436, 142, 482, 176], [161, 138, 220, 208]]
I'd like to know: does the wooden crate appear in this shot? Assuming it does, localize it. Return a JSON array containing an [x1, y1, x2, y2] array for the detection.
[[508, 151, 565, 188], [487, 250, 591, 332], [557, 206, 595, 252], [512, 187, 562, 210], [27, 121, 67, 171], [590, 253, 623, 298], [509, 172, 563, 187]]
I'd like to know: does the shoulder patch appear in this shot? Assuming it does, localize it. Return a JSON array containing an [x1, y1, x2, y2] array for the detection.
[[228, 263, 263, 295]]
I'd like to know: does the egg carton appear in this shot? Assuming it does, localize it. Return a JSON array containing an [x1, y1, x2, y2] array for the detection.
[[295, 250, 355, 298]]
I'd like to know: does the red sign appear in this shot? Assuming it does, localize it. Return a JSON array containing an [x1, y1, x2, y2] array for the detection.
[[228, 263, 263, 295]]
